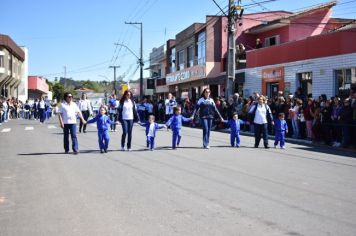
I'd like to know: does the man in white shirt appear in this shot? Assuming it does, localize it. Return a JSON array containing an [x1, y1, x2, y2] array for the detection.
[[78, 93, 93, 133], [58, 93, 86, 154], [165, 93, 177, 122]]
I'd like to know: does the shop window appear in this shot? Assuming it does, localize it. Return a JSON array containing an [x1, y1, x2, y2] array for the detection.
[[297, 72, 312, 98], [335, 68, 356, 98]]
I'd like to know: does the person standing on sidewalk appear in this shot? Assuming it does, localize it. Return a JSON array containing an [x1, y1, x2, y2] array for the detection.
[[58, 92, 86, 155], [78, 93, 93, 133]]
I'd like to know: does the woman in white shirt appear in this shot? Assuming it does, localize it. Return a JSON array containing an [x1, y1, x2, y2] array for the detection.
[[248, 96, 274, 148], [118, 90, 140, 151]]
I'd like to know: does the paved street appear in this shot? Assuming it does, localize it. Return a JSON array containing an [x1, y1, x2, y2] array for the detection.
[[0, 118, 356, 236]]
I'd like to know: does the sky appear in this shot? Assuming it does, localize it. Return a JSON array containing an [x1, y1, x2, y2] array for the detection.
[[1, 0, 355, 83]]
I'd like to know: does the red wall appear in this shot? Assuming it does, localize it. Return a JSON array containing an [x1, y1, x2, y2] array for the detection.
[[247, 30, 356, 68], [28, 76, 49, 93]]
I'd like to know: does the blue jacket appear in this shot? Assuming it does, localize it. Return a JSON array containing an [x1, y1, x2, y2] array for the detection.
[[224, 119, 245, 133], [166, 114, 191, 130], [140, 122, 165, 137], [274, 119, 288, 132], [193, 98, 222, 119], [87, 114, 115, 131]]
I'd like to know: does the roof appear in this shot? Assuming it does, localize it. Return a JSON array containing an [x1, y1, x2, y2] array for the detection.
[[332, 20, 356, 32], [245, 1, 337, 34], [0, 34, 25, 61]]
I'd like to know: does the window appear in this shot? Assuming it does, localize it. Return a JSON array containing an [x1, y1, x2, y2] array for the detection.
[[264, 35, 280, 47], [297, 72, 313, 98], [170, 48, 176, 73], [178, 49, 184, 70], [0, 54, 4, 68], [187, 46, 194, 67], [335, 68, 356, 98], [197, 31, 206, 65]]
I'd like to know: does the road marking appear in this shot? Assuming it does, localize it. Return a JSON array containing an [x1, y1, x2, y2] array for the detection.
[[1, 128, 11, 133], [48, 125, 57, 129], [25, 126, 34, 131]]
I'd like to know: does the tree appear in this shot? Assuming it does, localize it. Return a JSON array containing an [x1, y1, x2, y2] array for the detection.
[[52, 83, 65, 101]]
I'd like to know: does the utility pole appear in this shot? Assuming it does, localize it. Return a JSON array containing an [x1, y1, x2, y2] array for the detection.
[[109, 66, 120, 95], [125, 21, 143, 99], [226, 0, 237, 99]]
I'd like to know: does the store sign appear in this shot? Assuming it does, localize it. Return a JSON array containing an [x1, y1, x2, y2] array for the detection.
[[166, 65, 206, 84], [262, 67, 284, 82]]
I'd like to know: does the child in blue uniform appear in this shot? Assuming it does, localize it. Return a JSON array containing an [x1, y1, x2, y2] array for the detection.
[[140, 115, 166, 150], [274, 113, 288, 149], [166, 106, 192, 149], [87, 106, 118, 153], [223, 112, 245, 147]]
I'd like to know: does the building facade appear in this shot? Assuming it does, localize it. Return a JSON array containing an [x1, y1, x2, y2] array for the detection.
[[28, 76, 49, 100], [150, 1, 355, 100], [0, 34, 26, 99]]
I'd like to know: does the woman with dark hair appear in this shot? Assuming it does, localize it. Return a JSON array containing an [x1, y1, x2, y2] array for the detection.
[[191, 88, 224, 149], [118, 90, 140, 151]]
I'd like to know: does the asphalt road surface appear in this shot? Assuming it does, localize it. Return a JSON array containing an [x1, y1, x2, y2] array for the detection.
[[1, 118, 356, 236]]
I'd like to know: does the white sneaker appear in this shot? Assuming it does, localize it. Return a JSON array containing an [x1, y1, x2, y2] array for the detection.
[[127, 148, 132, 152], [281, 146, 285, 149], [121, 147, 125, 151]]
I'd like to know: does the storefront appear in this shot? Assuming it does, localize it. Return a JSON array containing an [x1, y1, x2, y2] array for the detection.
[[261, 67, 284, 98], [166, 65, 206, 101]]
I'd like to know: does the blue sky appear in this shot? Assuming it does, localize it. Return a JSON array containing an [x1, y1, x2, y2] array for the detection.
[[1, 0, 355, 83]]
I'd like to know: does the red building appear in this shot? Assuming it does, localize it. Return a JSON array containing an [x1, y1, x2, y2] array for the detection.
[[28, 76, 49, 100]]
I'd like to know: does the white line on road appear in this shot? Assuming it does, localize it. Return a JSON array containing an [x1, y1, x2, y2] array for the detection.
[[48, 125, 57, 129], [1, 128, 11, 133], [25, 126, 34, 131]]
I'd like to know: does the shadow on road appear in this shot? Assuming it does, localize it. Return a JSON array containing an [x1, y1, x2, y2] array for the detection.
[[292, 146, 356, 158]]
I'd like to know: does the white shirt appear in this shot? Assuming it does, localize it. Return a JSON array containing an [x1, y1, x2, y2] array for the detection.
[[253, 104, 268, 124], [148, 123, 155, 137], [78, 99, 93, 114], [39, 101, 46, 109], [58, 102, 81, 124], [165, 98, 176, 115], [122, 100, 134, 120]]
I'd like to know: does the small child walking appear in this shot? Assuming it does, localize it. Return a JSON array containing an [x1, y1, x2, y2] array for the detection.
[[87, 106, 118, 153], [140, 115, 166, 150], [274, 113, 288, 149], [223, 112, 245, 147], [166, 106, 192, 149]]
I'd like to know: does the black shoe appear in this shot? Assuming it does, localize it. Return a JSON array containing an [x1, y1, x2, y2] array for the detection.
[[254, 145, 258, 148], [264, 145, 270, 149], [65, 151, 69, 154], [100, 150, 104, 153], [73, 151, 79, 155], [83, 130, 87, 133], [104, 149, 108, 153]]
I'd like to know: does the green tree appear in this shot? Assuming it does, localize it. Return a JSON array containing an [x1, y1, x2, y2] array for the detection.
[[52, 83, 65, 101]]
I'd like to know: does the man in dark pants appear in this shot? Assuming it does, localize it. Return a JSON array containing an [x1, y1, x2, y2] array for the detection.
[[58, 93, 86, 155], [249, 95, 274, 148], [78, 93, 93, 133]]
